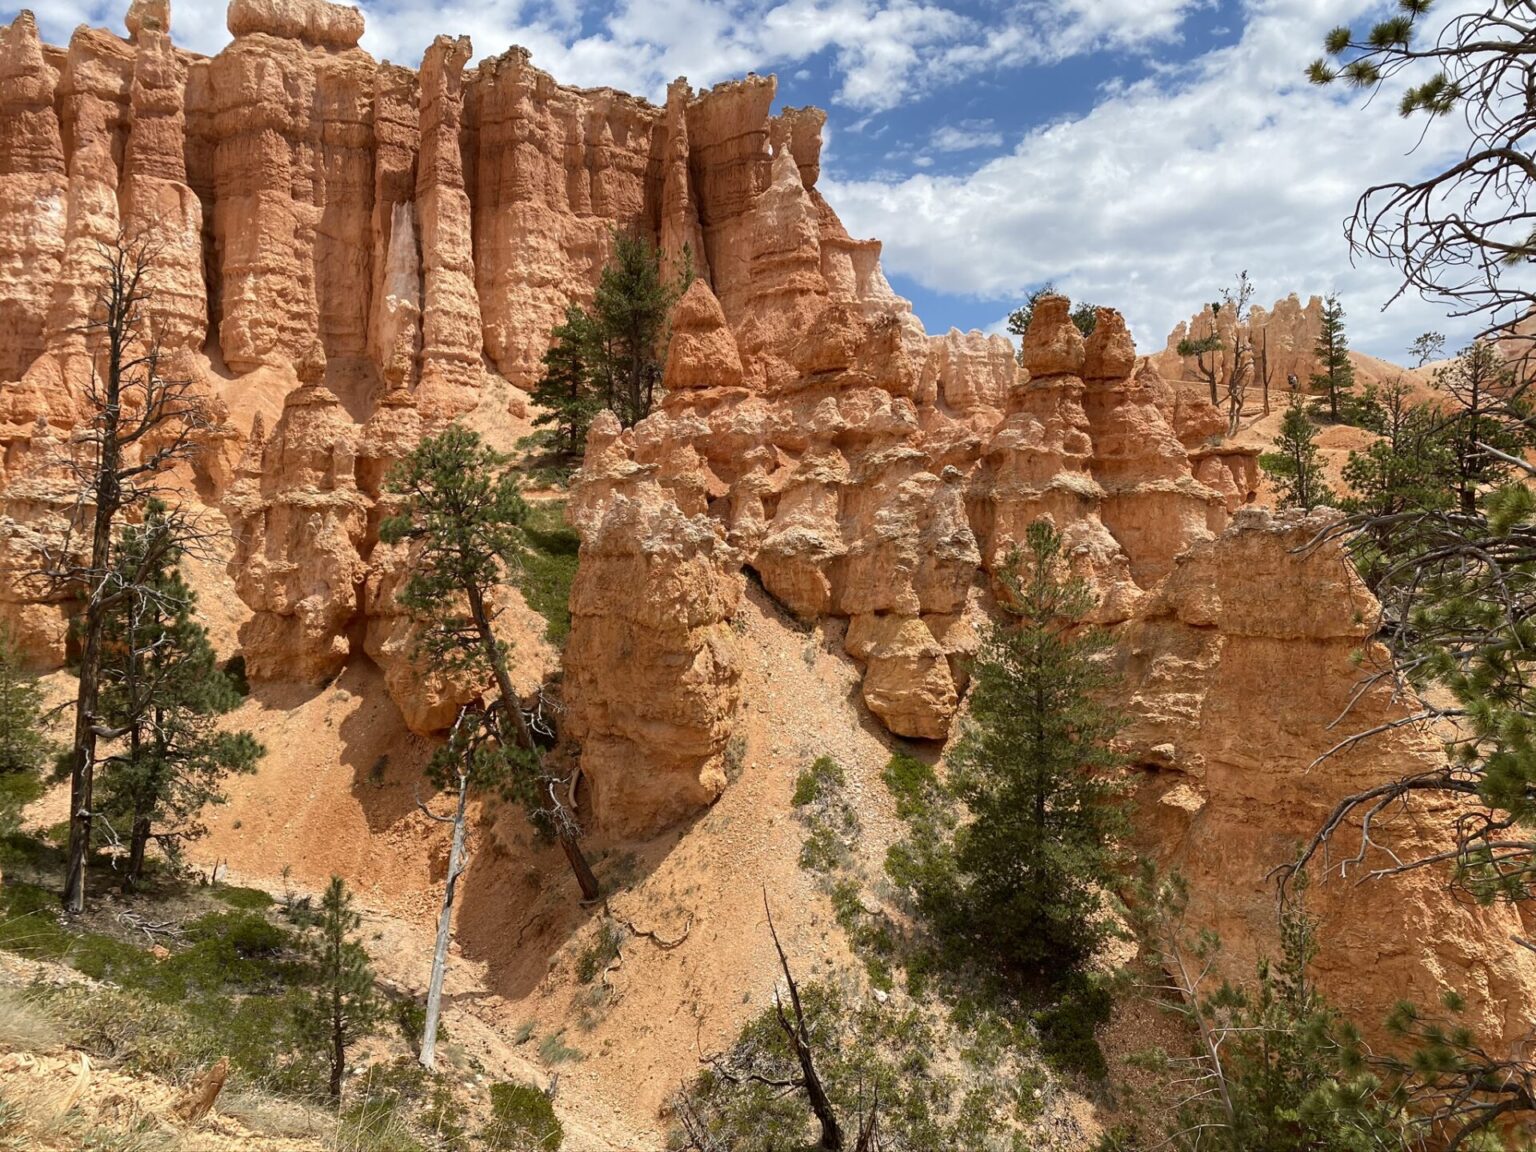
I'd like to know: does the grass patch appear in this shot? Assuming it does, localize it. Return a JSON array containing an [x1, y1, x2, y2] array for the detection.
[[0, 884, 323, 1096], [517, 502, 581, 645], [211, 884, 275, 911], [537, 1030, 582, 1065], [574, 918, 624, 985], [484, 1081, 563, 1151], [0, 828, 65, 875]]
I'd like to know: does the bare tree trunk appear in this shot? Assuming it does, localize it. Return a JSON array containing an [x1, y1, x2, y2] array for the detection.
[[765, 894, 843, 1151], [329, 994, 345, 1102], [64, 303, 125, 914], [466, 585, 599, 902], [420, 764, 468, 1071], [127, 816, 151, 885]]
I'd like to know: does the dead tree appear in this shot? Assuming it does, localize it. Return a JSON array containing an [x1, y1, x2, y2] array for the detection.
[[415, 704, 478, 1072], [41, 230, 208, 913], [682, 893, 881, 1152], [1256, 327, 1275, 417], [767, 896, 844, 1151], [1178, 273, 1261, 436]]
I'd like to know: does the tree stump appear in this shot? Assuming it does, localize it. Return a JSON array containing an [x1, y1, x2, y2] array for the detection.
[[173, 1057, 227, 1123]]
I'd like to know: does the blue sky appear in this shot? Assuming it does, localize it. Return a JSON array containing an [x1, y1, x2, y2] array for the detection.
[[20, 0, 1487, 359]]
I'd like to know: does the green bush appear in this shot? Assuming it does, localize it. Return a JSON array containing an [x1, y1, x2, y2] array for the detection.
[[483, 1081, 564, 1151], [574, 918, 624, 985], [1035, 975, 1113, 1080], [792, 757, 859, 874], [0, 829, 63, 873], [212, 884, 275, 910], [792, 756, 844, 807], [517, 503, 581, 645]]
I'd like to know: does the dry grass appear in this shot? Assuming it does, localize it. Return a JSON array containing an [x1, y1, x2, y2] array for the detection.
[[0, 1070, 181, 1152], [0, 987, 63, 1053], [219, 1089, 336, 1142]]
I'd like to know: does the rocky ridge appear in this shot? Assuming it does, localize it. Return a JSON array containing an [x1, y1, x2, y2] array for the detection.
[[0, 0, 1529, 1066]]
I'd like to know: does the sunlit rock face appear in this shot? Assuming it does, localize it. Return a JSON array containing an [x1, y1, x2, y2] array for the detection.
[[2, 0, 1528, 1043]]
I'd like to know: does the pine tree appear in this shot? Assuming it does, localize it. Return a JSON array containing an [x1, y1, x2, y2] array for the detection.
[[1339, 382, 1456, 589], [530, 303, 604, 459], [0, 631, 48, 837], [1434, 340, 1529, 516], [527, 232, 688, 449], [892, 520, 1130, 974], [95, 506, 263, 883], [1409, 331, 1445, 367], [589, 231, 688, 428], [44, 233, 208, 913], [1135, 868, 1409, 1151], [380, 426, 600, 901], [302, 876, 380, 1102], [1261, 397, 1336, 511], [1310, 294, 1356, 423]]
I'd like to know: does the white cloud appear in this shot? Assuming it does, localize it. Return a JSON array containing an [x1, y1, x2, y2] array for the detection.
[[23, 0, 1210, 113], [930, 121, 1003, 152], [19, 0, 1469, 361], [823, 0, 1483, 359]]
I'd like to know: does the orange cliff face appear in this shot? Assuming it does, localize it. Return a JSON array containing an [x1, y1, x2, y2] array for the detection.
[[0, 0, 1529, 1052]]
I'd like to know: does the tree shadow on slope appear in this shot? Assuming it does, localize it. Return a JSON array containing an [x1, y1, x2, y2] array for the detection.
[[449, 808, 696, 1002], [330, 659, 440, 835]]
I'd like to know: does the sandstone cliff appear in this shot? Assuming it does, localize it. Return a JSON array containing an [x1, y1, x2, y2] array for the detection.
[[0, 0, 1530, 1094]]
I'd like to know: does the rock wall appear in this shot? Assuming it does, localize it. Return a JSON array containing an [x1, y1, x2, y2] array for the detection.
[[1156, 292, 1327, 393], [1122, 508, 1536, 1049], [0, 0, 1530, 1046]]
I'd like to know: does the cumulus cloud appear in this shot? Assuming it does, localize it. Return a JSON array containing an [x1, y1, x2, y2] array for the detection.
[[21, 0, 1480, 359], [29, 0, 1208, 112], [823, 0, 1481, 358], [930, 121, 1004, 152]]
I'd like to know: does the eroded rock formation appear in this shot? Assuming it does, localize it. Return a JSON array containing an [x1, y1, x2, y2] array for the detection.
[[1156, 292, 1327, 393], [0, 0, 1529, 1049]]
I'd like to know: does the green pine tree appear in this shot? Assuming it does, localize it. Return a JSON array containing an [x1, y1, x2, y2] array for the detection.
[[1339, 381, 1456, 589], [530, 303, 604, 459], [1135, 868, 1409, 1151], [1310, 294, 1356, 423], [1434, 340, 1530, 516], [0, 630, 48, 835], [302, 876, 380, 1102], [890, 520, 1130, 974], [1261, 397, 1336, 511], [381, 426, 532, 705], [95, 507, 263, 883], [589, 231, 689, 428], [380, 426, 600, 900]]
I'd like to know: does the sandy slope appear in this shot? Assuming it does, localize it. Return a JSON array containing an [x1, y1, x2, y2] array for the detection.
[[125, 582, 913, 1148]]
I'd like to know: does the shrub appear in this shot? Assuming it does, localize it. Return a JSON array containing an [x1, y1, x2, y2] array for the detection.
[[574, 918, 624, 985], [212, 884, 275, 911], [792, 757, 859, 874], [483, 1081, 564, 1151], [537, 1031, 582, 1065], [792, 756, 844, 807], [1035, 974, 1113, 1079]]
